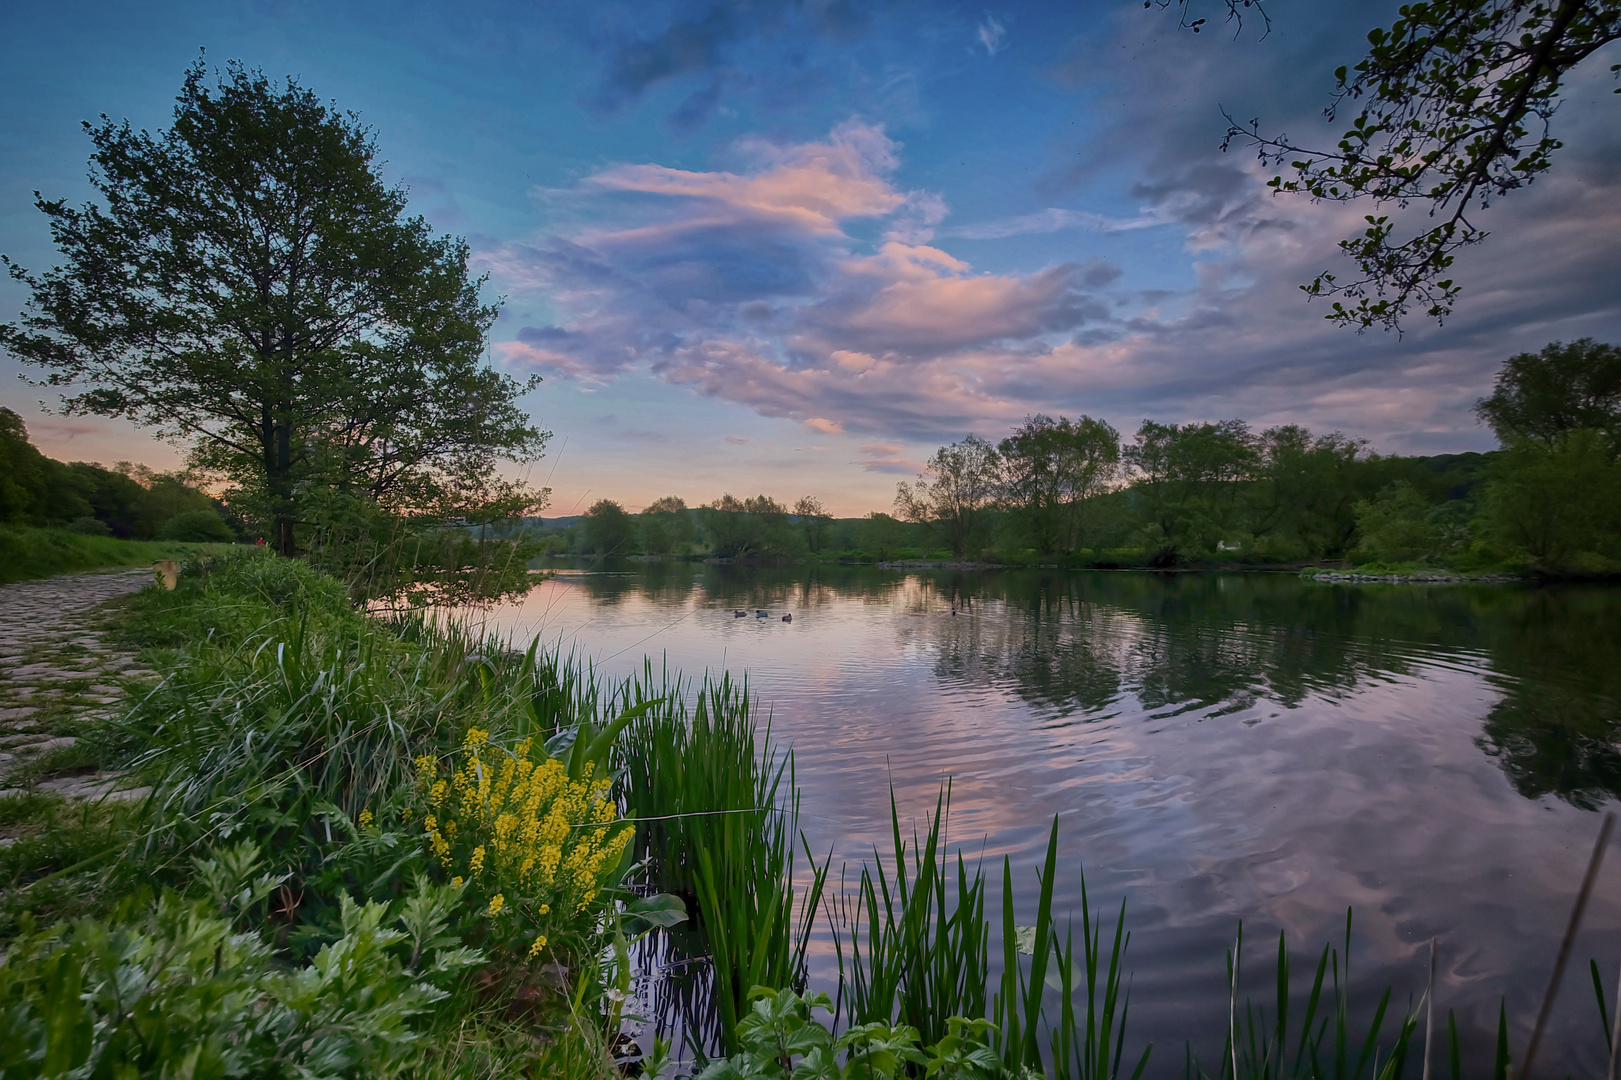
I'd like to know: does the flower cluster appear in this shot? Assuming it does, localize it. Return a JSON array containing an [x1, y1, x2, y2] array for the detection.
[[415, 727, 633, 960]]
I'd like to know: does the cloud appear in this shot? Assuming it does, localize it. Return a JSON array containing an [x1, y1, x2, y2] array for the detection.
[[948, 207, 1164, 240], [976, 13, 1008, 55], [585, 0, 875, 129], [856, 442, 927, 474], [482, 82, 1621, 454], [480, 119, 1124, 439], [586, 119, 907, 234]]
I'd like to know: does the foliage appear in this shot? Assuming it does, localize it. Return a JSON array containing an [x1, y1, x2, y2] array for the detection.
[[413, 726, 634, 963], [1478, 429, 1621, 571], [1474, 338, 1621, 451], [895, 437, 1003, 559], [1221, 0, 1621, 329], [834, 788, 989, 1048], [859, 512, 913, 561], [613, 663, 828, 1054], [997, 415, 1122, 556], [1123, 420, 1259, 565], [702, 494, 797, 558], [795, 496, 834, 554], [0, 407, 221, 538], [1352, 482, 1450, 563], [1249, 427, 1374, 560], [0, 59, 547, 557], [694, 987, 1002, 1080], [641, 495, 698, 555], [304, 510, 543, 608], [159, 507, 236, 542], [0, 854, 480, 1080], [582, 499, 636, 556]]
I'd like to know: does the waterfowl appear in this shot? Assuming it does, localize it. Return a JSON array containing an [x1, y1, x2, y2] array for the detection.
[[781, 613, 792, 622], [733, 609, 747, 617], [756, 609, 768, 618]]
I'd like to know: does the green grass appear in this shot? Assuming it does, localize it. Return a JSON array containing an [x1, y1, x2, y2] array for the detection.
[[0, 524, 235, 585], [611, 660, 829, 1057]]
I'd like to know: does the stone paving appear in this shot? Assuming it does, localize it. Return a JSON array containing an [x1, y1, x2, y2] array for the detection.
[[0, 568, 158, 801]]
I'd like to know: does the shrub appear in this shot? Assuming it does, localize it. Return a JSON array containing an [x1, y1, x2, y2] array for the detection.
[[67, 515, 110, 536], [0, 850, 480, 1080], [158, 508, 235, 542]]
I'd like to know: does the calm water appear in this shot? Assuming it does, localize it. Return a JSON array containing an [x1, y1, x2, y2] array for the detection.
[[470, 561, 1621, 1074]]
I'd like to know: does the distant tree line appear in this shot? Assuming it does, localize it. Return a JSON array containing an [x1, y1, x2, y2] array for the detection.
[[892, 339, 1620, 574], [530, 340, 1620, 576], [0, 406, 235, 542]]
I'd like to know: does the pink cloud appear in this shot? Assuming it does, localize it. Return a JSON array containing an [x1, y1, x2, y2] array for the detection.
[[476, 114, 1621, 455], [587, 120, 909, 235]]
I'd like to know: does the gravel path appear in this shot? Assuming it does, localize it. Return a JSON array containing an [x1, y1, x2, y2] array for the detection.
[[0, 568, 157, 800]]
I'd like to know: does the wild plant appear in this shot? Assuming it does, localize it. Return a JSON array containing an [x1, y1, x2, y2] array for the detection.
[[832, 784, 990, 1046], [693, 986, 1002, 1080], [0, 845, 482, 1080], [411, 724, 635, 965]]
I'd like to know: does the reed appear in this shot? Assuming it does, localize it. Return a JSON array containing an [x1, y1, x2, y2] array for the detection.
[[831, 796, 1148, 1080], [611, 660, 829, 1056], [831, 783, 989, 1044]]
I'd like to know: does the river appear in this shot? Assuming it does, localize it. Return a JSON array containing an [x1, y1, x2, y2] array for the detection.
[[464, 561, 1621, 1075]]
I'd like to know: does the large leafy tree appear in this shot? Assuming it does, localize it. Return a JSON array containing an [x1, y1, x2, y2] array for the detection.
[[1251, 425, 1373, 558], [1172, 0, 1621, 330], [793, 495, 833, 553], [639, 495, 695, 555], [1474, 338, 1621, 452], [582, 498, 635, 555], [1123, 419, 1258, 564], [1, 59, 547, 556], [700, 494, 791, 557], [997, 414, 1121, 555], [894, 435, 1001, 558]]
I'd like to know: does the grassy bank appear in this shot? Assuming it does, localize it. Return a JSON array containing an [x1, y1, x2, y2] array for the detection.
[[0, 549, 1611, 1077], [0, 524, 235, 585]]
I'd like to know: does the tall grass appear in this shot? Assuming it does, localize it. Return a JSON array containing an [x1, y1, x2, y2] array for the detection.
[[0, 525, 230, 584], [613, 662, 829, 1056], [832, 784, 989, 1045], [830, 793, 1147, 1080]]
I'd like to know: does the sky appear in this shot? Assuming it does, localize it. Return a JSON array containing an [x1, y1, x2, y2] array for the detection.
[[2, 1, 1619, 517]]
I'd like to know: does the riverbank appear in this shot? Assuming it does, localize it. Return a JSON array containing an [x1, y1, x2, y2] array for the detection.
[[1, 551, 1609, 1077]]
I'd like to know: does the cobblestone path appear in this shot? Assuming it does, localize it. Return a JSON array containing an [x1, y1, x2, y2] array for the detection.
[[0, 568, 157, 800]]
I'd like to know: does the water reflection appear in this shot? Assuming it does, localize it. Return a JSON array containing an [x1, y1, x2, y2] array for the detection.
[[482, 561, 1621, 1072], [540, 560, 1621, 806]]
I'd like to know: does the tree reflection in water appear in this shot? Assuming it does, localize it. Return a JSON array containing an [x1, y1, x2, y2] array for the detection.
[[554, 559, 1621, 808]]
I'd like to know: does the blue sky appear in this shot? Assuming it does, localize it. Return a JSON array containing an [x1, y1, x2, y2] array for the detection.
[[4, 0, 1620, 515]]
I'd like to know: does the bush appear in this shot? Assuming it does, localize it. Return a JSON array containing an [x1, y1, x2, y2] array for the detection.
[[0, 850, 481, 1080], [158, 508, 235, 542], [67, 516, 110, 536]]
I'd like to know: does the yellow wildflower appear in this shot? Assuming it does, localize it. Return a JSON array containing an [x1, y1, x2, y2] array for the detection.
[[487, 893, 505, 916], [528, 933, 548, 959], [469, 845, 486, 874], [358, 808, 373, 828], [451, 876, 464, 888]]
